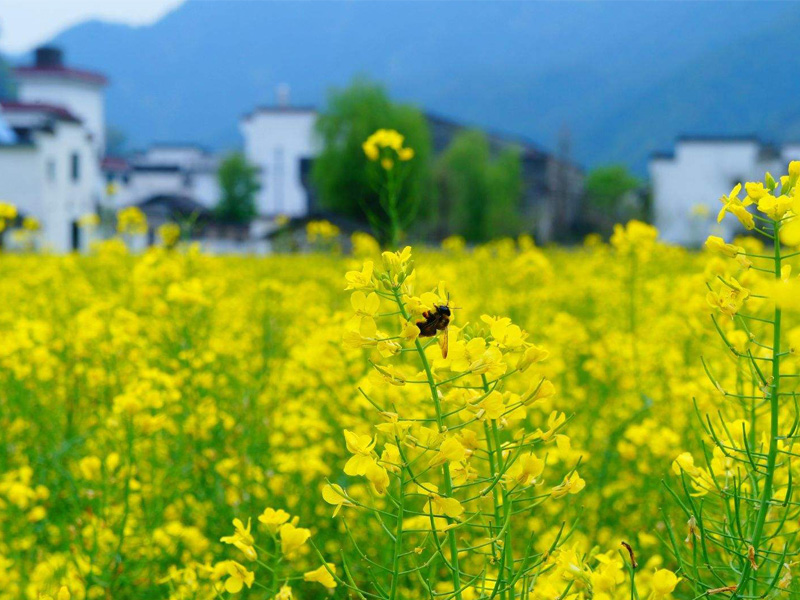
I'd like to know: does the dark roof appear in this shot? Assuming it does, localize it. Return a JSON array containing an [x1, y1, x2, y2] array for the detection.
[[426, 111, 585, 171], [149, 142, 211, 152], [426, 112, 548, 157], [101, 156, 130, 172], [650, 150, 675, 160], [653, 135, 778, 161], [676, 134, 761, 144], [131, 164, 183, 173], [0, 101, 82, 124], [242, 105, 317, 120], [14, 65, 107, 86], [135, 194, 212, 218], [0, 137, 35, 149]]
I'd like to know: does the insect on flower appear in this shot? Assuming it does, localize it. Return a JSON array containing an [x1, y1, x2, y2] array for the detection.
[[416, 295, 456, 358]]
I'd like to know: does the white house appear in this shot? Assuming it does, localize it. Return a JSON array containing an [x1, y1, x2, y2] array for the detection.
[[240, 100, 318, 217], [0, 47, 106, 252], [0, 102, 100, 252], [650, 136, 800, 245], [108, 144, 220, 210], [15, 47, 107, 158]]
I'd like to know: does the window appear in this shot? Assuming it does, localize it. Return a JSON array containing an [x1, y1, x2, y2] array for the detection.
[[46, 159, 56, 183], [273, 147, 285, 212], [71, 152, 80, 182]]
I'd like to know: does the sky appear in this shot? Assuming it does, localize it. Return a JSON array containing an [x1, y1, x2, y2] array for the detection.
[[0, 0, 186, 53]]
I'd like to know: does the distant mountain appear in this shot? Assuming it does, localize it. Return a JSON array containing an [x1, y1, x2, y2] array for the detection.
[[27, 1, 799, 172]]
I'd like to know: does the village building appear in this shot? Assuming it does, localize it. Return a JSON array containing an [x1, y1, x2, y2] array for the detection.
[[0, 46, 584, 251], [240, 93, 317, 219], [0, 46, 105, 251], [650, 136, 800, 245], [426, 114, 583, 243], [239, 99, 584, 243], [106, 144, 220, 211]]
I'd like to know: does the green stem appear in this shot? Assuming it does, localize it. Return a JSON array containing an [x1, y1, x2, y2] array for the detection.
[[389, 465, 405, 600], [735, 221, 782, 596], [483, 420, 507, 600], [386, 169, 400, 249], [479, 374, 513, 599], [493, 420, 514, 600], [392, 288, 463, 600]]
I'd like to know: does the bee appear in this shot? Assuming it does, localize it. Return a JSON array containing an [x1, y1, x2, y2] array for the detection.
[[416, 302, 452, 358]]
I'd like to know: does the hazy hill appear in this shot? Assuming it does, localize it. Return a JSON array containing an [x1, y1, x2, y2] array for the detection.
[[31, 0, 798, 171]]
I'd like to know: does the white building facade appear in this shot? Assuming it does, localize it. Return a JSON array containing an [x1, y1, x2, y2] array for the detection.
[[0, 47, 106, 252], [109, 144, 220, 210], [240, 106, 318, 217], [0, 103, 100, 252], [650, 136, 800, 245], [15, 47, 107, 157]]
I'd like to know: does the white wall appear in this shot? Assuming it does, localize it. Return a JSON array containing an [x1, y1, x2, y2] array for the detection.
[[240, 110, 317, 217], [650, 140, 778, 245], [115, 170, 186, 207], [135, 146, 207, 168], [0, 120, 98, 252], [17, 76, 106, 156], [189, 170, 220, 208], [781, 145, 800, 164], [36, 121, 99, 251], [111, 145, 221, 210], [0, 146, 42, 222], [114, 168, 220, 210]]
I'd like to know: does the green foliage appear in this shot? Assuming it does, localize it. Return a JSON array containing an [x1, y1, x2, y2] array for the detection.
[[0, 48, 15, 100], [487, 146, 523, 239], [435, 130, 523, 242], [311, 78, 432, 242], [106, 127, 128, 157], [216, 152, 260, 224], [585, 165, 642, 217]]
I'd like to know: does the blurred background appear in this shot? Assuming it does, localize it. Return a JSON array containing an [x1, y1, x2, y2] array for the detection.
[[0, 0, 794, 251]]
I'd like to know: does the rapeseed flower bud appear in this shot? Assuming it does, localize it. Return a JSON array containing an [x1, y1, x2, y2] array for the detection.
[[303, 564, 337, 589]]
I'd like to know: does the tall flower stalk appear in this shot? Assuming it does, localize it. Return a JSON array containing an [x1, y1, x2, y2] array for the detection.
[[667, 165, 800, 597], [362, 129, 417, 248], [326, 246, 585, 599]]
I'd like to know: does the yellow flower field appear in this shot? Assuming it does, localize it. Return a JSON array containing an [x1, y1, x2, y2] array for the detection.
[[1, 211, 799, 598]]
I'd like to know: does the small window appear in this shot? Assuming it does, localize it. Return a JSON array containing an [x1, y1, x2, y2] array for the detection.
[[71, 153, 80, 182], [46, 159, 56, 183]]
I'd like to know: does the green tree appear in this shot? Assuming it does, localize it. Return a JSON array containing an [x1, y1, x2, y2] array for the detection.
[[435, 130, 523, 242], [487, 146, 523, 238], [216, 152, 260, 224], [106, 126, 128, 156], [312, 78, 432, 244], [0, 33, 15, 100], [585, 165, 643, 219]]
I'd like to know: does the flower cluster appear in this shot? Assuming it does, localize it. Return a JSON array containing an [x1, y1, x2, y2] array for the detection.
[[158, 223, 181, 249], [0, 201, 17, 233], [0, 223, 710, 598], [305, 219, 341, 246], [362, 128, 415, 170], [117, 206, 148, 235], [667, 162, 800, 597], [323, 246, 590, 598]]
